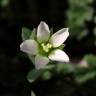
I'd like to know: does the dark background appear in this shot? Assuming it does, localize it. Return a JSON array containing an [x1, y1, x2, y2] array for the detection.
[[0, 0, 96, 96]]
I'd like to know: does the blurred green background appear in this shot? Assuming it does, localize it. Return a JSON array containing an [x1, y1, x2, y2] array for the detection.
[[0, 0, 96, 96]]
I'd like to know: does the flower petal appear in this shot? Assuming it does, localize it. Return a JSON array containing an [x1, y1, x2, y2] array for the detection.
[[50, 28, 69, 47], [48, 49, 69, 62], [20, 40, 38, 55], [35, 55, 49, 69], [37, 21, 50, 43]]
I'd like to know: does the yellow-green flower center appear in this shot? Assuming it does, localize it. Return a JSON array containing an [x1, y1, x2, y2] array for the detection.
[[41, 43, 52, 53]]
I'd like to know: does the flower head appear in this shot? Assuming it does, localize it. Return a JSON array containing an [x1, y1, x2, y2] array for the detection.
[[20, 21, 69, 69]]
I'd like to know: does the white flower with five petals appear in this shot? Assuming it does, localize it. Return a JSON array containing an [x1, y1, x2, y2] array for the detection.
[[20, 21, 69, 69]]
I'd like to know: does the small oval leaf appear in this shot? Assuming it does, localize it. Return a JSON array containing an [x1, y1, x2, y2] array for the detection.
[[27, 69, 44, 83], [22, 27, 32, 41]]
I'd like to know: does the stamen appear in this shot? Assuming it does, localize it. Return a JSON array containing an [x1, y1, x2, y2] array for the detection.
[[41, 43, 52, 53]]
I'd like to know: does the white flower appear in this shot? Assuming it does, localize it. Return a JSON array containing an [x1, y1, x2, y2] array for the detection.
[[20, 21, 69, 69]]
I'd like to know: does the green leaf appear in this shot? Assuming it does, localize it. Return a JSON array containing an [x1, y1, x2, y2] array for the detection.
[[84, 54, 96, 67], [75, 71, 96, 83], [28, 55, 35, 64], [77, 30, 88, 40], [58, 44, 65, 50], [0, 0, 9, 7], [22, 27, 32, 41], [27, 69, 45, 83], [42, 71, 52, 80], [66, 0, 93, 38], [56, 63, 75, 74], [30, 28, 36, 39], [50, 27, 53, 35]]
